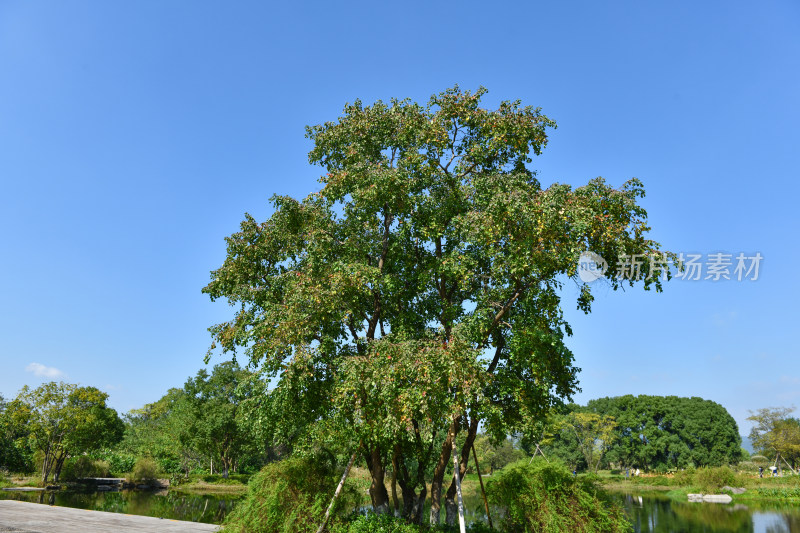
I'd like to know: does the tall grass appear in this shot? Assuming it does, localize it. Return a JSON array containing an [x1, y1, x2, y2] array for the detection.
[[220, 456, 361, 533], [486, 459, 630, 533], [129, 457, 159, 483]]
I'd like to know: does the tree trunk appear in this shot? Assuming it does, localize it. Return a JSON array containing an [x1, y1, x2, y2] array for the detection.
[[429, 418, 458, 525], [365, 446, 390, 514], [41, 452, 50, 484], [221, 454, 230, 479], [472, 443, 493, 530], [445, 417, 478, 526], [316, 449, 358, 533], [396, 453, 426, 523], [390, 451, 400, 514], [53, 453, 67, 484]]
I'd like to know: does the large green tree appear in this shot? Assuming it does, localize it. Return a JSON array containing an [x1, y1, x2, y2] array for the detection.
[[568, 411, 617, 474], [204, 86, 670, 524], [6, 382, 123, 483], [583, 395, 741, 471], [0, 393, 33, 473], [748, 407, 800, 471], [117, 388, 196, 474], [182, 361, 260, 478]]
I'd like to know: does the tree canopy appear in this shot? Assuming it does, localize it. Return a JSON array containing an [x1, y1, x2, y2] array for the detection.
[[748, 407, 800, 470], [182, 361, 261, 478], [543, 395, 742, 471], [204, 86, 671, 525], [5, 382, 123, 483]]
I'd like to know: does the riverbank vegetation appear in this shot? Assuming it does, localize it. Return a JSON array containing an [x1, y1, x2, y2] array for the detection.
[[219, 457, 629, 533]]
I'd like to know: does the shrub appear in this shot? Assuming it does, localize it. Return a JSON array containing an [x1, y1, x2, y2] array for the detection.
[[694, 466, 735, 492], [155, 456, 183, 474], [130, 457, 158, 483], [220, 456, 361, 533], [330, 513, 495, 533], [332, 514, 424, 533], [673, 467, 696, 486], [95, 450, 136, 476], [60, 456, 110, 480], [201, 473, 246, 485], [486, 459, 630, 533]]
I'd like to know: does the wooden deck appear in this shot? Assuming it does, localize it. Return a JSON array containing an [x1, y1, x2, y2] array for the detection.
[[0, 500, 220, 532]]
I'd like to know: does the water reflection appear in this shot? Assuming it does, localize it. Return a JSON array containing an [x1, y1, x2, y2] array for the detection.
[[0, 489, 239, 524], [614, 493, 800, 533], [6, 487, 800, 531]]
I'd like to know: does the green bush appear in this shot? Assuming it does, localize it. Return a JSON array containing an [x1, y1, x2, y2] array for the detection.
[[220, 456, 361, 533], [60, 456, 110, 480], [202, 473, 249, 484], [582, 473, 601, 484], [694, 466, 736, 492], [486, 459, 630, 533], [673, 467, 696, 486], [332, 514, 425, 533], [155, 456, 183, 474], [330, 513, 494, 533], [95, 450, 136, 476], [130, 457, 159, 483]]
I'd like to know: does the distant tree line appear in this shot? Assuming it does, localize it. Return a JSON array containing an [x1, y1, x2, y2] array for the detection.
[[0, 362, 284, 482], [3, 376, 755, 485]]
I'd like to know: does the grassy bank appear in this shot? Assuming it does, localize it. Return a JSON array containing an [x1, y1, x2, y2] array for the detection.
[[595, 466, 800, 502], [169, 473, 250, 496]]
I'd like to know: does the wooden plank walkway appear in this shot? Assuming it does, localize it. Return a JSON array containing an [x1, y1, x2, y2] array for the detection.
[[0, 500, 220, 532]]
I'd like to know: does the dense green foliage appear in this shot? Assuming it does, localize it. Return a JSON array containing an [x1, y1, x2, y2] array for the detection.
[[113, 387, 194, 474], [542, 396, 742, 472], [3, 382, 124, 483], [204, 85, 671, 523], [130, 457, 159, 482], [331, 514, 493, 533], [486, 459, 630, 533], [60, 456, 111, 481], [470, 434, 526, 474], [182, 361, 262, 477], [0, 363, 279, 482], [0, 392, 33, 473], [693, 466, 736, 492], [110, 362, 274, 478], [220, 456, 361, 533], [333, 515, 426, 533]]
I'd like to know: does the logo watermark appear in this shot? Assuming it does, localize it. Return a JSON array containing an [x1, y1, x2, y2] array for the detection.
[[578, 251, 609, 283], [577, 252, 763, 282]]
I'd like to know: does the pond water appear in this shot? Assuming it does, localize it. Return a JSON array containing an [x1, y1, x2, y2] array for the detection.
[[0, 488, 240, 524], [612, 492, 800, 533], [3, 488, 800, 530]]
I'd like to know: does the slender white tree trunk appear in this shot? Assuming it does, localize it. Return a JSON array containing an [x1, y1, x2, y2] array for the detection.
[[451, 440, 466, 533]]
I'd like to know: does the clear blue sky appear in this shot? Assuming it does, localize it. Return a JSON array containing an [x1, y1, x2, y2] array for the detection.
[[1, 1, 798, 436]]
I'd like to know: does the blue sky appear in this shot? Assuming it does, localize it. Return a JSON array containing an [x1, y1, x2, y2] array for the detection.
[[1, 1, 798, 436]]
